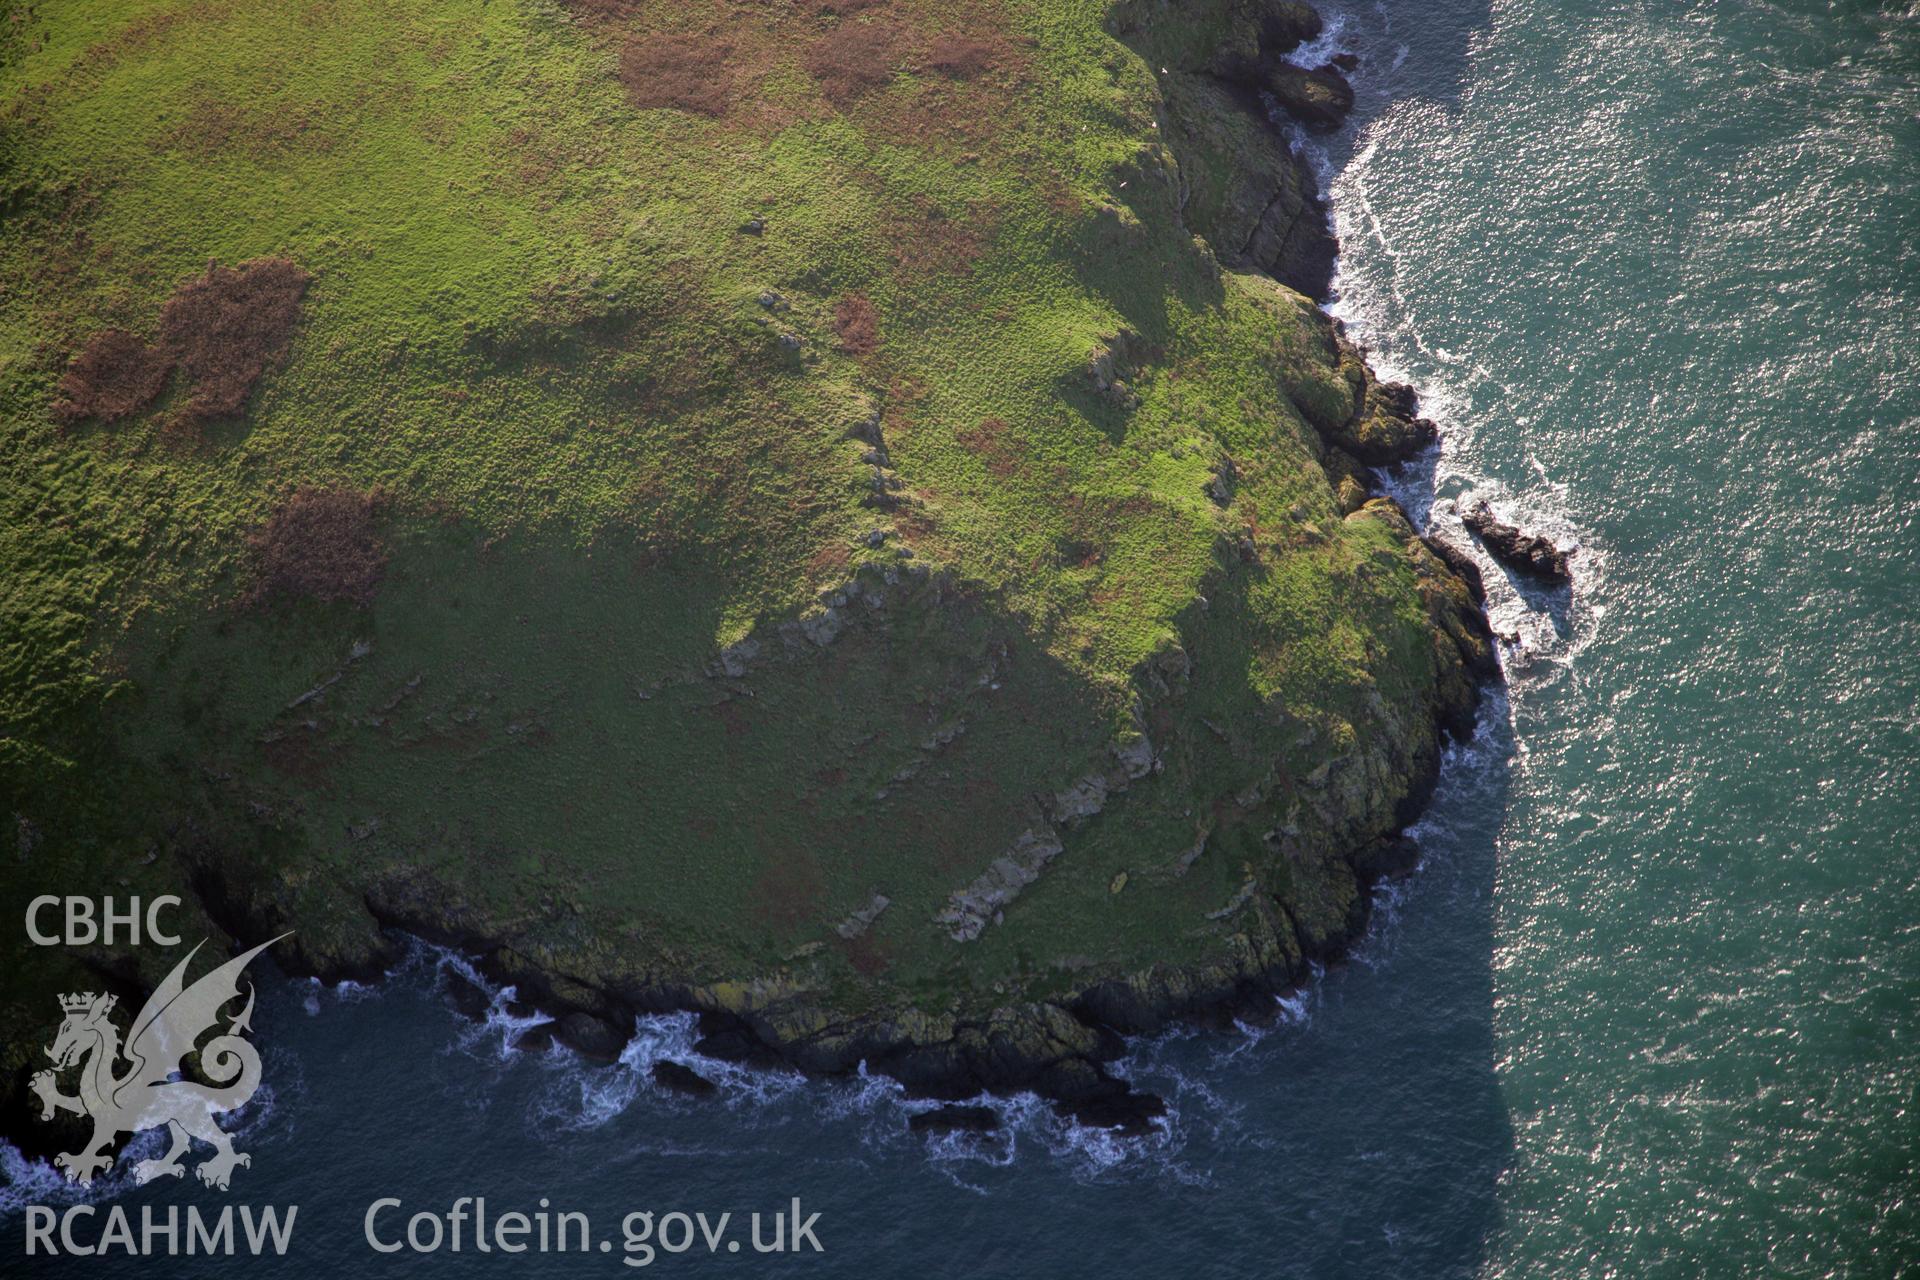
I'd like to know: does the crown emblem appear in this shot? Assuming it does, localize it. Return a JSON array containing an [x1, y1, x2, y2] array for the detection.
[[35, 934, 288, 1191]]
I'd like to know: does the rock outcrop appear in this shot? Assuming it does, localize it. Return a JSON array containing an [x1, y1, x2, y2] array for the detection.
[[1261, 62, 1356, 131], [1113, 0, 1342, 296], [1463, 500, 1574, 583], [651, 1060, 719, 1098]]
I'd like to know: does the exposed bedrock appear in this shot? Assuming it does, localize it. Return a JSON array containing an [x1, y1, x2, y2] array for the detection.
[[1260, 62, 1357, 132], [1283, 316, 1443, 470], [1112, 0, 1352, 296], [1462, 500, 1575, 584]]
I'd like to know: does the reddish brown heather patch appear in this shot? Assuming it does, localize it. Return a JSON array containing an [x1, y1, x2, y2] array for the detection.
[[53, 329, 172, 424], [562, 0, 641, 16], [154, 92, 339, 161], [575, 0, 1023, 137], [711, 699, 751, 738], [1061, 537, 1104, 569], [748, 849, 825, 933], [832, 293, 881, 356], [881, 373, 929, 443], [838, 931, 891, 976], [72, 3, 227, 75], [258, 726, 342, 786], [818, 8, 1028, 151], [923, 32, 1005, 79], [159, 257, 310, 422], [618, 33, 734, 117], [805, 19, 909, 106], [246, 486, 386, 607], [497, 123, 563, 192], [889, 497, 954, 563], [807, 540, 853, 578], [956, 415, 1023, 478], [881, 196, 996, 282]]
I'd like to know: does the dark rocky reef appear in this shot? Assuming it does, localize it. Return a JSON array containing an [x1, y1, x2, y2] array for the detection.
[[651, 1060, 719, 1098], [1463, 500, 1574, 583], [512, 1022, 557, 1053], [1260, 62, 1356, 132], [908, 1104, 1000, 1136], [1214, 0, 1358, 133]]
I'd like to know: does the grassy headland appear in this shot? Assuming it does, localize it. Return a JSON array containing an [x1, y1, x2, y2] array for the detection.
[[0, 0, 1490, 1129]]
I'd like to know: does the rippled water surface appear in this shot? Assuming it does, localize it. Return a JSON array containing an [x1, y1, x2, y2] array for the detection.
[[5, 1, 1915, 1275], [1318, 1, 1917, 1273]]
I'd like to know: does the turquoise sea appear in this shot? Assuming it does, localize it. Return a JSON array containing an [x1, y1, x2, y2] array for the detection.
[[5, 0, 1915, 1274]]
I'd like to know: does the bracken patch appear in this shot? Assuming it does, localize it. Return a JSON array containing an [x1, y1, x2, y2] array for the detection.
[[158, 257, 311, 422], [956, 416, 1022, 478], [246, 486, 387, 607], [805, 20, 908, 106], [618, 33, 734, 117], [884, 198, 993, 280], [53, 329, 173, 424], [923, 33, 1003, 78], [832, 293, 881, 356]]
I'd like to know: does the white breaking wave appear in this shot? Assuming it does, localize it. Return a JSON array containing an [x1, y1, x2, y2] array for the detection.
[[1286, 10, 1353, 73], [1308, 0, 1603, 682], [0, 1070, 284, 1218], [316, 656, 1521, 1186]]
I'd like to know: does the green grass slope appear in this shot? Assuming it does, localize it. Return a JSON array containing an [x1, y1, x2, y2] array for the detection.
[[0, 0, 1490, 1115]]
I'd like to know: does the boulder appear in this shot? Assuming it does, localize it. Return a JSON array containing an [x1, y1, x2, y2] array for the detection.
[[1037, 1060, 1168, 1134], [908, 1104, 1000, 1135], [1462, 501, 1573, 583], [1264, 63, 1355, 131], [555, 1011, 628, 1062], [1352, 834, 1421, 881], [511, 1022, 556, 1053], [651, 1060, 719, 1097], [1255, 1, 1323, 57], [440, 967, 492, 1022]]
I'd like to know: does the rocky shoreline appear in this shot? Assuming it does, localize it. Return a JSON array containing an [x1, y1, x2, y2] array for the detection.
[[2, 0, 1497, 1150]]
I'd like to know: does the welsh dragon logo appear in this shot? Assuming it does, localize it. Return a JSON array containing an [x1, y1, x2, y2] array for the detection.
[[31, 934, 288, 1191]]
